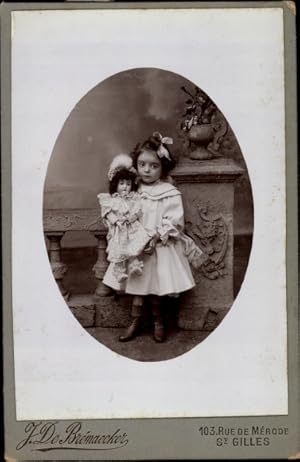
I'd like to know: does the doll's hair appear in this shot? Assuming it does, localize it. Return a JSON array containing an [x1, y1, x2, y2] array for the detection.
[[131, 133, 176, 179], [109, 168, 138, 195]]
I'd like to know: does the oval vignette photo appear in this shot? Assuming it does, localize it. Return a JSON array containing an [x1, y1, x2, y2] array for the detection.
[[43, 68, 254, 362]]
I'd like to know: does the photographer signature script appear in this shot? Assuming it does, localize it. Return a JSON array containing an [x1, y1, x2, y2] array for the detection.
[[16, 421, 129, 451]]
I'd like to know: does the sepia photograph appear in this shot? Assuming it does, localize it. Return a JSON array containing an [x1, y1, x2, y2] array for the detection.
[[2, 2, 297, 460]]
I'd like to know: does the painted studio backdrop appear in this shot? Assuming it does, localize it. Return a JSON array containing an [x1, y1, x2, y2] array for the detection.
[[43, 68, 253, 361]]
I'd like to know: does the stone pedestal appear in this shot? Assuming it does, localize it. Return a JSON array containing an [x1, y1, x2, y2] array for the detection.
[[172, 158, 244, 329]]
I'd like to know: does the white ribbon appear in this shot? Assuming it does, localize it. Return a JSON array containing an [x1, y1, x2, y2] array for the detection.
[[153, 132, 173, 160]]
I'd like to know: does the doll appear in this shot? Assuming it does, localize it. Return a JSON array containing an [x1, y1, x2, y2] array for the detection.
[[98, 154, 152, 283]]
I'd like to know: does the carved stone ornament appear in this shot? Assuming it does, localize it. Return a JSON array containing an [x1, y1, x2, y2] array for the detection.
[[43, 209, 105, 233], [185, 206, 229, 280], [44, 213, 86, 230]]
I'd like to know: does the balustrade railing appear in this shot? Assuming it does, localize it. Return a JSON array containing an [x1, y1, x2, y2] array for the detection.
[[43, 208, 111, 300]]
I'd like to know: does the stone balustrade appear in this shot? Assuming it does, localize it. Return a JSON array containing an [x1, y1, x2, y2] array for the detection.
[[43, 208, 110, 301]]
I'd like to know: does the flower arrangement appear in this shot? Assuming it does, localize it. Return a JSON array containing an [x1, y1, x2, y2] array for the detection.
[[180, 86, 216, 132], [178, 85, 228, 160]]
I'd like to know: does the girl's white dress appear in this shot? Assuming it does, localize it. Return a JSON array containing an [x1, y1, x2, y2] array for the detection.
[[98, 191, 151, 264], [102, 181, 205, 296]]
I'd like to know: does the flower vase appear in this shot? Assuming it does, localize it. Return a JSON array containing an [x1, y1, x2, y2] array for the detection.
[[188, 124, 214, 160]]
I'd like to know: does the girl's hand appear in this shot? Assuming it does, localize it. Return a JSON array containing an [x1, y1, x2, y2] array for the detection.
[[144, 235, 159, 254]]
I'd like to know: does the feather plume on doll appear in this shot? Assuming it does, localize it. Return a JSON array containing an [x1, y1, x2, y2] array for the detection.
[[108, 153, 137, 181]]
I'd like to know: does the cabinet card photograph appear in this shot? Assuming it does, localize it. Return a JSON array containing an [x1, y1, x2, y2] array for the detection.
[[2, 1, 298, 460]]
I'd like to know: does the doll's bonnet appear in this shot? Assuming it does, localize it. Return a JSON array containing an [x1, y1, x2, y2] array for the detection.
[[107, 153, 137, 181]]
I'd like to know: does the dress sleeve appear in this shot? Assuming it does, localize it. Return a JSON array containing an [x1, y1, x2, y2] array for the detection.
[[157, 194, 185, 244], [97, 193, 118, 225]]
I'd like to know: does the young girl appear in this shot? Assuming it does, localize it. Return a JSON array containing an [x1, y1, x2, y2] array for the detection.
[[98, 154, 152, 283], [115, 132, 206, 343]]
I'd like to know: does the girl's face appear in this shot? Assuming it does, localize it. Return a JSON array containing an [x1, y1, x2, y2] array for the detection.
[[117, 178, 132, 195], [137, 150, 162, 184]]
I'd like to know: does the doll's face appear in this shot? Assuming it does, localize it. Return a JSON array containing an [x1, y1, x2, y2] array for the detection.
[[117, 178, 132, 195], [137, 150, 162, 184]]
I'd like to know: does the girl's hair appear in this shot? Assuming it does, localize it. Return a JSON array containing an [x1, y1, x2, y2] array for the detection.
[[109, 168, 138, 195], [131, 133, 176, 179]]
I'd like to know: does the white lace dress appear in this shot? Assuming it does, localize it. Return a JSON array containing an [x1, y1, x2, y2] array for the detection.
[[98, 192, 151, 277], [102, 181, 205, 296]]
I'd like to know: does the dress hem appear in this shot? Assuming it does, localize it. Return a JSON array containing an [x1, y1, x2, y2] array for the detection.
[[103, 282, 195, 297]]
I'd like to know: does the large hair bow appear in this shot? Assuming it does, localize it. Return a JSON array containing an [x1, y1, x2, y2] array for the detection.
[[153, 131, 173, 161]]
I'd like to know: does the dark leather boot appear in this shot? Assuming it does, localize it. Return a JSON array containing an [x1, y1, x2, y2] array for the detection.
[[119, 317, 141, 342], [153, 317, 165, 343], [150, 296, 165, 342]]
